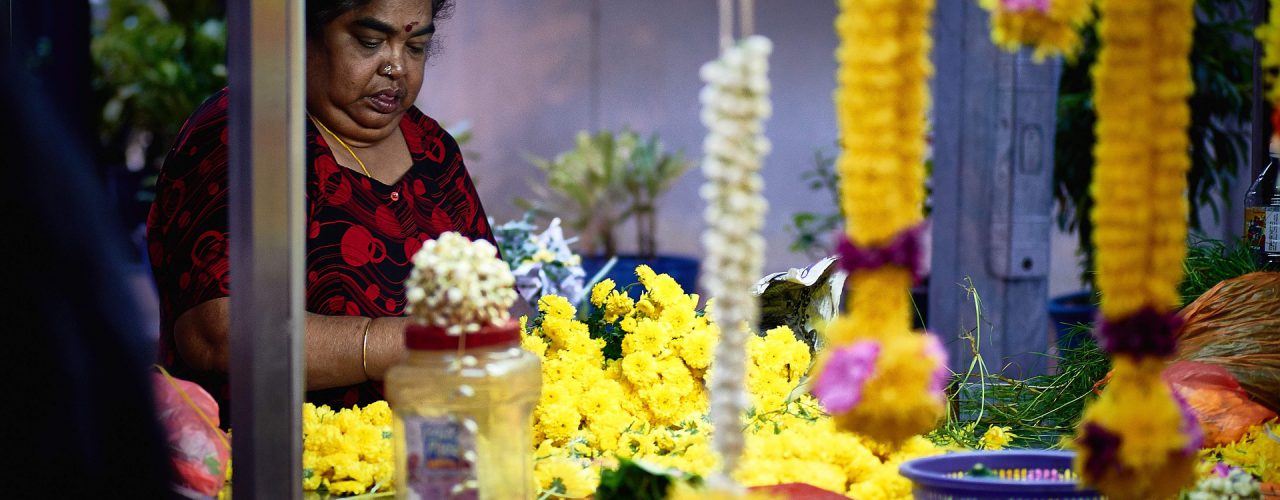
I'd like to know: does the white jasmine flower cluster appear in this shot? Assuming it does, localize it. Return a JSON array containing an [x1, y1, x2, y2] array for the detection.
[[1184, 467, 1261, 500], [698, 35, 773, 475], [406, 231, 517, 334]]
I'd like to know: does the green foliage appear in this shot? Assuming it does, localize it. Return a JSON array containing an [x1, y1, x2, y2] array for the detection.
[[585, 292, 628, 361], [522, 130, 693, 258], [91, 0, 227, 170], [1054, 0, 1254, 285], [1179, 234, 1271, 305], [786, 143, 932, 259], [593, 458, 700, 500], [928, 281, 1111, 450], [786, 147, 843, 259]]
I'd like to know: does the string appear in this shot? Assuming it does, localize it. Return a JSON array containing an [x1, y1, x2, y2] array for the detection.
[[309, 114, 373, 178], [719, 0, 733, 52], [718, 0, 756, 53]]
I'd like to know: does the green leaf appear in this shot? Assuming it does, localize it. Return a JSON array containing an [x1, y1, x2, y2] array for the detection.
[[595, 458, 700, 500]]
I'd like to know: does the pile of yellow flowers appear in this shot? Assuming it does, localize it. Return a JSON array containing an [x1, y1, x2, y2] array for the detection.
[[302, 401, 394, 496], [522, 266, 941, 499], [1203, 421, 1280, 484]]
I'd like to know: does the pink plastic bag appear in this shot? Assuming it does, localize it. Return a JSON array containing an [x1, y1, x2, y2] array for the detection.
[[152, 368, 231, 497]]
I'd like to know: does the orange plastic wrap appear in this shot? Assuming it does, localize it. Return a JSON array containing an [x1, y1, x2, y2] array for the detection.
[[1164, 361, 1277, 446], [152, 368, 231, 497], [1176, 272, 1280, 414]]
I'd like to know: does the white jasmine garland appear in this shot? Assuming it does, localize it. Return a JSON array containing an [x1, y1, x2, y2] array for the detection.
[[406, 231, 517, 335], [699, 35, 772, 477]]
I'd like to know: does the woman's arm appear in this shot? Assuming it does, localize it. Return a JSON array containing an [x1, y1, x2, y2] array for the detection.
[[173, 297, 410, 390]]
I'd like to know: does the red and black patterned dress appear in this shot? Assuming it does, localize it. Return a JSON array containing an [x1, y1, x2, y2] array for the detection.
[[147, 88, 495, 421]]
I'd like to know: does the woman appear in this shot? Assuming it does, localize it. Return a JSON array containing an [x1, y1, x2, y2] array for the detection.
[[147, 0, 489, 420]]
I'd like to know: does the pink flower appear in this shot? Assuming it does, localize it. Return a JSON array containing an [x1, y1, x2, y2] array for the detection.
[[1212, 462, 1233, 478], [813, 341, 881, 413], [923, 333, 950, 396], [1001, 0, 1051, 13]]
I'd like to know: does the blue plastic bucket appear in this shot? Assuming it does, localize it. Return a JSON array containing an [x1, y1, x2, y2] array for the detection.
[[1047, 291, 1096, 352], [580, 255, 700, 299], [899, 450, 1101, 500]]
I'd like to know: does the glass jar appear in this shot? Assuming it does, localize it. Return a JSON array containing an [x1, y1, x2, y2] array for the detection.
[[386, 320, 541, 500], [1244, 155, 1280, 268]]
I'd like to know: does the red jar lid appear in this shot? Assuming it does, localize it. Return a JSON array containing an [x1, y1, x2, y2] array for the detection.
[[405, 319, 522, 350]]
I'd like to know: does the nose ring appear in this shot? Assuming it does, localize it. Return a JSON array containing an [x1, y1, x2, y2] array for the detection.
[[382, 64, 394, 75]]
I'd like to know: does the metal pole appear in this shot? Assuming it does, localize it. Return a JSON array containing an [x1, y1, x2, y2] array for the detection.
[[227, 0, 305, 497]]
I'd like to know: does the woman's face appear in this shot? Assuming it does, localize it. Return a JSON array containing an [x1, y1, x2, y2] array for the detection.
[[306, 0, 434, 144]]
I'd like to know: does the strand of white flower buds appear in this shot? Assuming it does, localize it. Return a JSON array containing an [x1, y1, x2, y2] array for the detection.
[[699, 35, 772, 479], [406, 232, 517, 335]]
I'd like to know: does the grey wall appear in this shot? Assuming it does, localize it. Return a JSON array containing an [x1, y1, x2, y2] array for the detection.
[[416, 0, 841, 276]]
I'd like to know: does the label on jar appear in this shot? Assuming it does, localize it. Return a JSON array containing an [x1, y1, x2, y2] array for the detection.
[[403, 415, 476, 500], [1270, 207, 1280, 253], [1245, 206, 1280, 253]]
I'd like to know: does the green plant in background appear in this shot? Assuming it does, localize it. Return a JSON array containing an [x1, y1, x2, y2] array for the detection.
[[624, 134, 695, 259], [1054, 0, 1253, 286], [928, 281, 1111, 450], [521, 130, 693, 259], [1180, 234, 1271, 305], [786, 147, 843, 260], [91, 0, 227, 180], [787, 143, 933, 259]]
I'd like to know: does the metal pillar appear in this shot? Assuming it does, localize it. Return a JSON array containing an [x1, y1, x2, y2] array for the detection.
[[227, 0, 305, 497], [930, 2, 1059, 378]]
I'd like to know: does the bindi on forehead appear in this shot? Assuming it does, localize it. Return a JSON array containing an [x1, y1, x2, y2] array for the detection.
[[404, 21, 418, 33]]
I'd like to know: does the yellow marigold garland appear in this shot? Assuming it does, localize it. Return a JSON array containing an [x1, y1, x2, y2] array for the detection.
[[813, 0, 947, 444], [1072, 0, 1200, 498], [978, 0, 1094, 61], [1259, 0, 1280, 136]]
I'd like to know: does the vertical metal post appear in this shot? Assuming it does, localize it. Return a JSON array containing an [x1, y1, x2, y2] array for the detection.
[[1253, 0, 1270, 181], [227, 0, 305, 497], [930, 2, 1058, 378]]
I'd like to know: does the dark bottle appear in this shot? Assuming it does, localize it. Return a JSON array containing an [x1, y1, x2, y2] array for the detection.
[[1244, 155, 1280, 269]]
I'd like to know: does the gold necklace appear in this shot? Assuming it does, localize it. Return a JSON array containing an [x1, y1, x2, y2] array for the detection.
[[309, 115, 373, 178]]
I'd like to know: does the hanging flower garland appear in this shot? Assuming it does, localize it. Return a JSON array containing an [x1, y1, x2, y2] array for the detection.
[[811, 0, 949, 444], [978, 0, 1094, 61], [1259, 0, 1280, 137], [1072, 0, 1202, 498], [699, 34, 774, 480]]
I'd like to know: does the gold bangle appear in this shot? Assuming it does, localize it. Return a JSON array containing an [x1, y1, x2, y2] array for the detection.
[[361, 318, 373, 381]]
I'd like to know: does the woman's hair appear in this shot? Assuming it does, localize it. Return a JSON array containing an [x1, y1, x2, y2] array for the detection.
[[307, 0, 454, 40]]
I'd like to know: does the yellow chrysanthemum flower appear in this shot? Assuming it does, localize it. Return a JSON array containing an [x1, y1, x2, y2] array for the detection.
[[534, 456, 596, 498], [590, 279, 616, 307], [980, 425, 1016, 450]]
